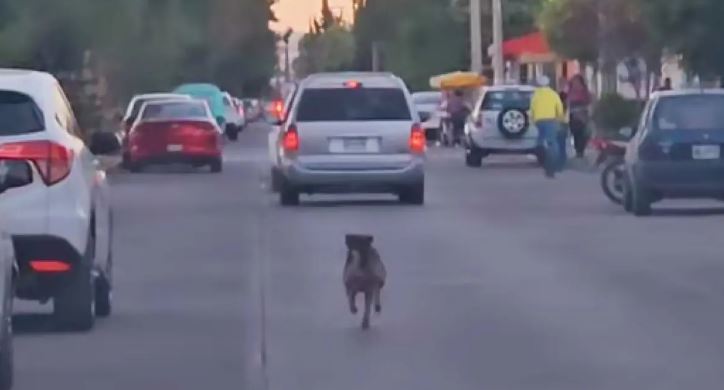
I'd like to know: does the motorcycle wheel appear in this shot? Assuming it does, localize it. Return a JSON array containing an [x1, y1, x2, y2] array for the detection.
[[601, 159, 625, 205]]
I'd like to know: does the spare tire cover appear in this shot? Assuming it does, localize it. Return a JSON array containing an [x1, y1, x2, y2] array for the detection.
[[497, 108, 529, 139]]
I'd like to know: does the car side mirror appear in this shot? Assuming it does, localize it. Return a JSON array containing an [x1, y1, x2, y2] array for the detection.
[[89, 131, 121, 156]]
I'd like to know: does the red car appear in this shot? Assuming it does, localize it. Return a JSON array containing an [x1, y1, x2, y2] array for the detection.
[[125, 99, 224, 173]]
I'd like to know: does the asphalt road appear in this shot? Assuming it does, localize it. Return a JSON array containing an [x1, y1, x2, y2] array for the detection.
[[12, 124, 724, 390]]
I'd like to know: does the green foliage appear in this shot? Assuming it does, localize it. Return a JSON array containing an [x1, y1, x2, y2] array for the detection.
[[0, 0, 277, 100], [639, 0, 724, 80], [593, 94, 642, 135], [294, 26, 356, 77], [539, 0, 598, 63]]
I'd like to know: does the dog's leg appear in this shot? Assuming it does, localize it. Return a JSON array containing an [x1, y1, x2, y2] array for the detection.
[[374, 286, 382, 314], [347, 288, 358, 314], [362, 290, 372, 330]]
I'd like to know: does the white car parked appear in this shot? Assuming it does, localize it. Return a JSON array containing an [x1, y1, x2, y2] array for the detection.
[[411, 91, 443, 140], [464, 85, 540, 167], [0, 69, 120, 331], [222, 92, 245, 139]]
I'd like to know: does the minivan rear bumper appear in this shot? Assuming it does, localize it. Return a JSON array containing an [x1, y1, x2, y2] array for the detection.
[[282, 158, 424, 193]]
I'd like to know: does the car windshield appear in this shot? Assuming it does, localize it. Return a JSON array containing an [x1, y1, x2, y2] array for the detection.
[[654, 95, 724, 131], [140, 101, 209, 121], [0, 90, 44, 135], [296, 88, 411, 121], [413, 93, 442, 105], [481, 90, 533, 110]]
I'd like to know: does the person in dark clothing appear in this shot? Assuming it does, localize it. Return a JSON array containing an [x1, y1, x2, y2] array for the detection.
[[567, 75, 592, 158], [445, 89, 470, 146], [657, 77, 672, 91]]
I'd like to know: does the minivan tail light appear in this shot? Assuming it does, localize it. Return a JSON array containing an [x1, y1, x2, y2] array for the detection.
[[283, 124, 299, 152], [409, 124, 426, 153], [0, 141, 73, 185]]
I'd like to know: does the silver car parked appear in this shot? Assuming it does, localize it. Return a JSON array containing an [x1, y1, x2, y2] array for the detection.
[[270, 72, 426, 206]]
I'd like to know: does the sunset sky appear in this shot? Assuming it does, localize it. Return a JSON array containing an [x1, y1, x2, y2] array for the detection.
[[273, 0, 353, 32]]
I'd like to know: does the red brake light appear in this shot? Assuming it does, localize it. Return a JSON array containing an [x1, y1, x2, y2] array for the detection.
[[0, 141, 73, 186], [29, 260, 71, 273], [283, 124, 299, 152], [345, 80, 362, 89], [409, 124, 426, 153]]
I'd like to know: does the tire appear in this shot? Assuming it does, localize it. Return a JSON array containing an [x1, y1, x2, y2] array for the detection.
[[498, 108, 530, 139], [210, 158, 223, 173], [129, 162, 142, 173], [270, 167, 282, 193], [631, 179, 652, 216], [121, 153, 131, 170], [279, 181, 300, 206], [53, 235, 95, 332], [465, 148, 483, 167], [623, 180, 633, 213], [0, 285, 13, 390], [601, 160, 625, 205], [399, 180, 425, 205], [94, 276, 112, 318], [226, 125, 239, 141]]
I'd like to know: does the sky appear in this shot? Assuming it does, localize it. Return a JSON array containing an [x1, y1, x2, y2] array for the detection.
[[273, 0, 353, 32]]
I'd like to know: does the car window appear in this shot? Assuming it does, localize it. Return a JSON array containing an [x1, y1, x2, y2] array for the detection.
[[129, 97, 178, 122], [296, 88, 411, 122], [140, 101, 210, 121], [653, 95, 724, 131], [481, 90, 532, 111], [223, 97, 232, 107], [0, 90, 45, 135]]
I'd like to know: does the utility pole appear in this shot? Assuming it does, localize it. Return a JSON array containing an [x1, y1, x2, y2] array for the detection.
[[470, 0, 483, 75], [492, 0, 504, 84], [282, 28, 293, 82]]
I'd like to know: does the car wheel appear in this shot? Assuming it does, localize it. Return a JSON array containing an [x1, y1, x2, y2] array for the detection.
[[623, 179, 633, 213], [226, 125, 239, 141], [94, 275, 112, 318], [121, 152, 131, 169], [270, 167, 282, 193], [399, 180, 425, 205], [465, 148, 483, 167], [54, 235, 95, 332], [129, 162, 143, 173], [0, 288, 13, 390], [210, 158, 223, 173], [631, 179, 652, 216], [279, 181, 300, 206]]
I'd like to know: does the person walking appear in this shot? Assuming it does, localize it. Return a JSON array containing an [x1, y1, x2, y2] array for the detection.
[[567, 74, 592, 158], [531, 76, 566, 178], [445, 89, 470, 146]]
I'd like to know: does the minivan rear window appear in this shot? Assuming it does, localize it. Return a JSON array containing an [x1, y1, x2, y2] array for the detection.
[[296, 88, 412, 122], [654, 95, 724, 131], [0, 91, 44, 135]]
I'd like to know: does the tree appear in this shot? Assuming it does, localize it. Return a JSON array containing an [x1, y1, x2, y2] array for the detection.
[[294, 1, 355, 77], [639, 0, 724, 81]]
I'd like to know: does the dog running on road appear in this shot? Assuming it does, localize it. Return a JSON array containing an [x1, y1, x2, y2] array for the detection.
[[343, 234, 386, 330]]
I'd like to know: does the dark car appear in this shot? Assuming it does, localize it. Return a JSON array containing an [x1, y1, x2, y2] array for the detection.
[[624, 90, 724, 215]]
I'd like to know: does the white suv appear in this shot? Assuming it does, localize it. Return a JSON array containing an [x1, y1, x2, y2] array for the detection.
[[0, 69, 120, 331]]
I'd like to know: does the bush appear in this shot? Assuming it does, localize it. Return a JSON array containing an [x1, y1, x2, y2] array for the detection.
[[593, 94, 643, 137]]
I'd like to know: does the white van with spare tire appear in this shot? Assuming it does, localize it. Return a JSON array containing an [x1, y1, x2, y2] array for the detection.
[[464, 85, 542, 167]]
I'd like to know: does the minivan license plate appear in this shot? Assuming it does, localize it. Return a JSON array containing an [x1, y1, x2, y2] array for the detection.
[[329, 138, 379, 153], [692, 145, 720, 160], [167, 144, 183, 152]]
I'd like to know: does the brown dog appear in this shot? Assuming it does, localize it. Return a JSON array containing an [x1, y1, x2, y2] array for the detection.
[[343, 234, 386, 330]]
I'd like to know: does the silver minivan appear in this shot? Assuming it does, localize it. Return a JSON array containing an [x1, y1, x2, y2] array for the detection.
[[271, 72, 425, 206]]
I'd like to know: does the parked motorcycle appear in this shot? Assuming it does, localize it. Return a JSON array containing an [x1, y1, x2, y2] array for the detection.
[[591, 137, 628, 204]]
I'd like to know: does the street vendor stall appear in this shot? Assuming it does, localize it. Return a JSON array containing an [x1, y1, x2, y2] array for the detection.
[[428, 71, 487, 146]]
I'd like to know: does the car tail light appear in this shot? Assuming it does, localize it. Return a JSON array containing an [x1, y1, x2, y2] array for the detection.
[[282, 124, 299, 152], [409, 124, 426, 154], [29, 260, 71, 273], [0, 141, 73, 186]]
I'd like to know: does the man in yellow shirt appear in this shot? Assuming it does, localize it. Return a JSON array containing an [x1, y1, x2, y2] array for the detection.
[[530, 76, 566, 178]]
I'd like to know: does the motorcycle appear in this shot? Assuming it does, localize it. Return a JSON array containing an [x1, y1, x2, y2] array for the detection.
[[591, 137, 628, 204]]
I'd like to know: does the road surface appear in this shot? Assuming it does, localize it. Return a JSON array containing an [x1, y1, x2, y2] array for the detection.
[[13, 124, 724, 390]]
